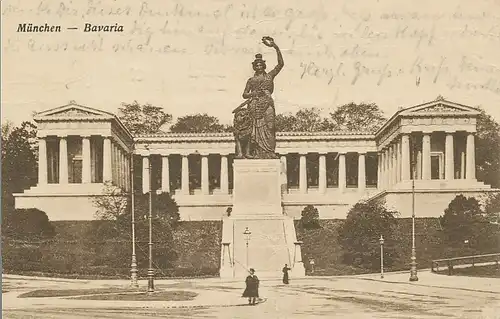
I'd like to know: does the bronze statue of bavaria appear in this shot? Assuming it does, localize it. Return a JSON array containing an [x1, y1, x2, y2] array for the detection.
[[233, 36, 284, 159]]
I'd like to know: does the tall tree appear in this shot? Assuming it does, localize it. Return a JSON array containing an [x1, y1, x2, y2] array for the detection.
[[1, 120, 15, 140], [118, 101, 172, 135], [294, 108, 331, 132], [1, 121, 38, 212], [276, 108, 331, 132], [170, 113, 227, 133], [135, 192, 180, 227], [338, 200, 399, 271], [92, 181, 130, 221], [329, 102, 386, 132], [275, 113, 297, 132], [439, 195, 496, 251], [476, 109, 500, 188]]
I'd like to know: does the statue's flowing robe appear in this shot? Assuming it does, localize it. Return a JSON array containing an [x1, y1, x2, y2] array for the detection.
[[247, 73, 276, 159]]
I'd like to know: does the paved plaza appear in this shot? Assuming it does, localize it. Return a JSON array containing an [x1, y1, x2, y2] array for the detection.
[[3, 270, 500, 319]]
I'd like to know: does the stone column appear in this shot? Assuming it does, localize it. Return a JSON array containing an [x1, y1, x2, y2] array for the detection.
[[113, 144, 118, 185], [379, 151, 385, 189], [358, 153, 366, 192], [116, 148, 121, 187], [390, 146, 395, 185], [280, 155, 288, 193], [181, 155, 190, 194], [124, 153, 130, 191], [416, 150, 422, 179], [299, 154, 307, 194], [395, 142, 401, 183], [445, 132, 455, 180], [338, 153, 346, 192], [90, 138, 97, 183], [385, 146, 392, 189], [142, 155, 150, 194], [377, 153, 382, 189], [466, 133, 476, 180], [59, 136, 68, 184], [38, 137, 48, 185], [460, 152, 466, 179], [118, 148, 123, 188], [401, 134, 410, 181], [117, 146, 122, 187], [201, 155, 209, 195], [110, 143, 115, 183], [220, 155, 229, 194], [82, 136, 91, 184], [161, 155, 170, 193], [318, 154, 327, 194], [387, 145, 394, 188], [422, 133, 431, 180], [121, 151, 126, 189], [382, 150, 387, 188]]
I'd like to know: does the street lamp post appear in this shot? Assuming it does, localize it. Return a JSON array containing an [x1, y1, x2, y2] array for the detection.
[[379, 235, 384, 279], [147, 160, 155, 293], [130, 153, 138, 288], [243, 227, 251, 269], [409, 179, 419, 281]]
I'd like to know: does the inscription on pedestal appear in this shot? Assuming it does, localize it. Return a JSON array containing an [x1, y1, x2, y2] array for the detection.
[[232, 159, 282, 215]]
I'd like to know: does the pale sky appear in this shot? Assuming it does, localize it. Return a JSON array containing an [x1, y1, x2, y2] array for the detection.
[[2, 0, 500, 126]]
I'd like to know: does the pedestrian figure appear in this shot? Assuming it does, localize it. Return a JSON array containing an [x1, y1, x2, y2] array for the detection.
[[282, 264, 291, 284], [242, 268, 259, 305]]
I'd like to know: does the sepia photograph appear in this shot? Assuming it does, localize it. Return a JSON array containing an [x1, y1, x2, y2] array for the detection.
[[2, 0, 500, 318]]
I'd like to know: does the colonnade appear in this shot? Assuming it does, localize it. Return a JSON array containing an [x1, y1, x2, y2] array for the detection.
[[378, 131, 476, 189], [140, 152, 373, 194], [37, 135, 131, 190], [36, 131, 477, 194]]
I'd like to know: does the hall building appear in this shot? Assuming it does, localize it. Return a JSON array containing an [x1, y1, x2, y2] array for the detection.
[[14, 97, 497, 221]]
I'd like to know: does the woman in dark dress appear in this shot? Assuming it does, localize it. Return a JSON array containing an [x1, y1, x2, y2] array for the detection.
[[282, 264, 291, 284], [242, 268, 259, 305]]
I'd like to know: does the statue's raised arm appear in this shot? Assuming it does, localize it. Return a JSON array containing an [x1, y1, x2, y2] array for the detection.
[[262, 36, 284, 78]]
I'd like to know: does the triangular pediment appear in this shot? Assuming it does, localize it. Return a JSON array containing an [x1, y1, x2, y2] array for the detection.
[[401, 99, 480, 116], [34, 101, 115, 121]]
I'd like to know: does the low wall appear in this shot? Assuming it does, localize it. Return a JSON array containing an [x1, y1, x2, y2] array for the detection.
[[283, 204, 351, 219], [371, 189, 500, 218], [15, 188, 500, 221], [15, 194, 98, 221]]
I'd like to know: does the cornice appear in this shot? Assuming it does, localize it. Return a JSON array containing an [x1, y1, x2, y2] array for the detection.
[[134, 131, 376, 143]]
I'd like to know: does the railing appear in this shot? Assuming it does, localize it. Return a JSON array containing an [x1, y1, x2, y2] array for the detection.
[[431, 253, 500, 275]]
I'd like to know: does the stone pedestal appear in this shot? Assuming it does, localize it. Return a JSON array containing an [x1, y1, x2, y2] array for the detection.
[[232, 159, 282, 216], [220, 159, 305, 279], [219, 242, 233, 278], [291, 241, 306, 278]]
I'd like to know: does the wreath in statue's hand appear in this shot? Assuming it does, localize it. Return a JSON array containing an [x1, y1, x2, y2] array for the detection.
[[262, 36, 275, 47]]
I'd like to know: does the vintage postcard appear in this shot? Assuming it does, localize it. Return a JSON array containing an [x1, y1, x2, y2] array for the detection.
[[2, 0, 500, 318]]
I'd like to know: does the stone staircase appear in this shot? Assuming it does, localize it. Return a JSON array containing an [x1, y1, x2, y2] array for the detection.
[[232, 218, 290, 278]]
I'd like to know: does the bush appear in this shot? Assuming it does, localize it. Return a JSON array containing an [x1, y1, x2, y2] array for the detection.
[[439, 195, 498, 252], [134, 192, 180, 227], [2, 208, 55, 240], [2, 220, 222, 278], [300, 205, 320, 229], [338, 200, 399, 271], [295, 219, 346, 274]]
